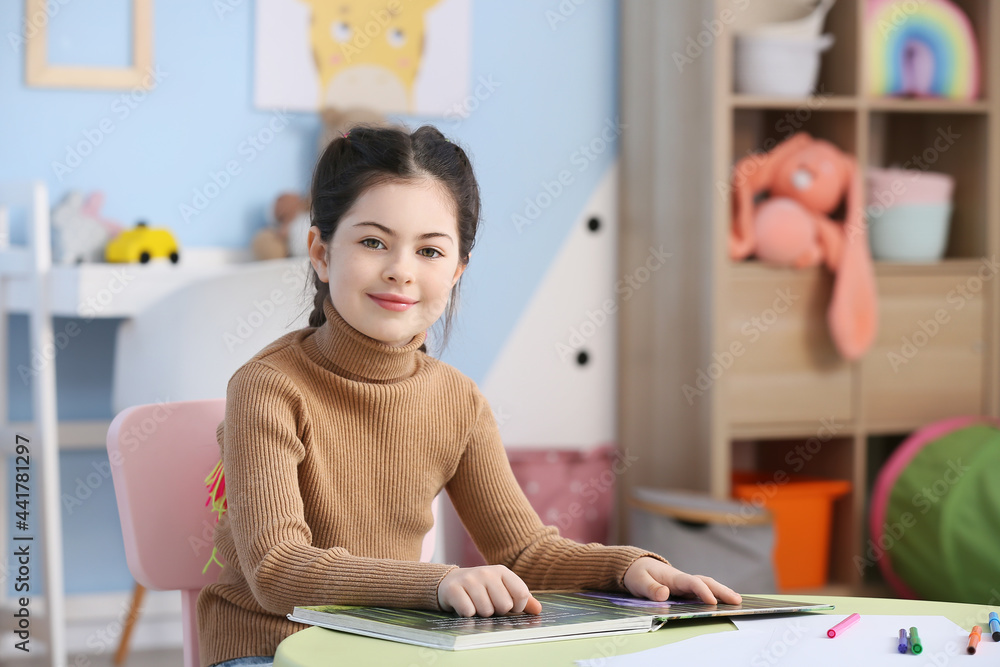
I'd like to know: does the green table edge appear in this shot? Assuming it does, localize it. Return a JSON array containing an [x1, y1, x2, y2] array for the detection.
[[273, 595, 995, 666]]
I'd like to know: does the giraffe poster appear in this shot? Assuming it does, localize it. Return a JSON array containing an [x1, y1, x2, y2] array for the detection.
[[253, 0, 471, 115]]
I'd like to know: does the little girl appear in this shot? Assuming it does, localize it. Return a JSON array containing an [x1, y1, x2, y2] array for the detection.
[[196, 124, 740, 667]]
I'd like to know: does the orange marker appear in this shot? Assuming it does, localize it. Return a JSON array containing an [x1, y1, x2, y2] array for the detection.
[[968, 625, 982, 655]]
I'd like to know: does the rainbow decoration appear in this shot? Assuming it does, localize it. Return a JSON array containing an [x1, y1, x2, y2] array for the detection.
[[866, 0, 980, 100]]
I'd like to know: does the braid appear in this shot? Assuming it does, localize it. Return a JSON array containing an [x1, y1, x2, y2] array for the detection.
[[308, 273, 330, 328]]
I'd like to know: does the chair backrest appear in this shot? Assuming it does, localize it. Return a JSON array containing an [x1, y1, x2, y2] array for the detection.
[[111, 258, 312, 413], [108, 399, 227, 667], [108, 399, 227, 591]]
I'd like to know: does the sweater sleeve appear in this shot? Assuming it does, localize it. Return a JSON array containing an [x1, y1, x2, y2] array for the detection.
[[220, 363, 456, 615], [445, 391, 668, 591]]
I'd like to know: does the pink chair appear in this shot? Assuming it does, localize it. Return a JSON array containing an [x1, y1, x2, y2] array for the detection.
[[107, 399, 226, 667], [107, 399, 440, 667]]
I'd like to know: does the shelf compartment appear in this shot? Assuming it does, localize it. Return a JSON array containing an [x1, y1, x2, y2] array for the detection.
[[867, 112, 988, 259], [723, 265, 852, 425], [733, 108, 857, 168], [731, 436, 860, 588], [862, 0, 991, 103], [861, 268, 987, 428], [727, 0, 857, 97]]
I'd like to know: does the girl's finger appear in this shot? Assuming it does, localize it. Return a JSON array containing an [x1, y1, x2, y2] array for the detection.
[[634, 568, 670, 601], [483, 577, 515, 616], [447, 586, 476, 617], [693, 575, 741, 605], [500, 569, 536, 615], [465, 584, 496, 617], [687, 576, 717, 604], [705, 578, 742, 605]]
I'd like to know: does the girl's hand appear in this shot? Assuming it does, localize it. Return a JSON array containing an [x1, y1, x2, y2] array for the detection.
[[437, 565, 543, 617], [623, 557, 742, 605]]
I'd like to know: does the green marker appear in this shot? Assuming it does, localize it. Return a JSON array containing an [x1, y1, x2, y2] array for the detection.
[[909, 626, 923, 654]]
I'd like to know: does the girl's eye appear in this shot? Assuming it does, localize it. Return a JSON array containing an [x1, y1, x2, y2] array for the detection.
[[360, 238, 384, 250], [419, 247, 443, 259]]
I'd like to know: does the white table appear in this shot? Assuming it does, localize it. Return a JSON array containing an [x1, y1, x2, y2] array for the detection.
[[0, 181, 302, 666]]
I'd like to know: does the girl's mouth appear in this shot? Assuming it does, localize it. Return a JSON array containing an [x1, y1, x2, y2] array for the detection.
[[368, 294, 416, 312]]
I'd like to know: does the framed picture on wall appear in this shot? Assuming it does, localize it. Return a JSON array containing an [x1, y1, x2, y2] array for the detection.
[[23, 0, 155, 90], [253, 0, 471, 115]]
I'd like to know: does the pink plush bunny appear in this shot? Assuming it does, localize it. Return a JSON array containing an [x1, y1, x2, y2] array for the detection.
[[730, 132, 878, 361]]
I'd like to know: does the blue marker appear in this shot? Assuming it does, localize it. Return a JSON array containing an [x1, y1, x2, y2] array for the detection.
[[898, 628, 908, 653], [989, 611, 1000, 641]]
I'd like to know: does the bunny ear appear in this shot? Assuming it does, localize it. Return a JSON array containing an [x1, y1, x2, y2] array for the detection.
[[843, 158, 866, 246], [82, 191, 105, 216], [730, 132, 813, 259], [827, 156, 879, 360]]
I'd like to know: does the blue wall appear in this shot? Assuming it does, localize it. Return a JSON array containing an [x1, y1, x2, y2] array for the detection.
[[2, 0, 620, 594]]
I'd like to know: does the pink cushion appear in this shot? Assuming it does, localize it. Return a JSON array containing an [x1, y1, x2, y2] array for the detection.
[[458, 444, 618, 566]]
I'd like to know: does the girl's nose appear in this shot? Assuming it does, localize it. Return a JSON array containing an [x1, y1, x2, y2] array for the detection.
[[382, 253, 415, 284]]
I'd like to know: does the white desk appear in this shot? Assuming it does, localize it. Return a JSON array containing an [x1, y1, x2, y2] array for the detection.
[[0, 181, 305, 666], [4, 250, 258, 315]]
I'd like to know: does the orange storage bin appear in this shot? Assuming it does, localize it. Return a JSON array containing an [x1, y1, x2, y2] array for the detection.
[[731, 471, 851, 590]]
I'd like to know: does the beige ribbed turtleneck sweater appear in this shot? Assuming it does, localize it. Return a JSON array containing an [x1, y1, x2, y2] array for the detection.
[[196, 298, 664, 666]]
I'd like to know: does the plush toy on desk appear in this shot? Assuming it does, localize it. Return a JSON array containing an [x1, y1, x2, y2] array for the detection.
[[51, 191, 124, 264], [252, 193, 312, 260], [729, 132, 878, 361]]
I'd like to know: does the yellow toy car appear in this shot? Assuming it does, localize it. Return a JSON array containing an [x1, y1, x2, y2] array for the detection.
[[105, 222, 180, 264]]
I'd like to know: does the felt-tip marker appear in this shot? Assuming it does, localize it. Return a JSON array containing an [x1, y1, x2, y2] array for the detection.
[[910, 626, 923, 654], [827, 613, 860, 638], [968, 625, 982, 654], [898, 628, 908, 653], [989, 611, 1000, 642]]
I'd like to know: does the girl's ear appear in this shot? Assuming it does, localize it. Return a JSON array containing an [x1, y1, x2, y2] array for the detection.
[[307, 226, 330, 282], [451, 260, 467, 287]]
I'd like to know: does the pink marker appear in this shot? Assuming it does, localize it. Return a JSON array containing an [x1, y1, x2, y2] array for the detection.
[[827, 613, 861, 638]]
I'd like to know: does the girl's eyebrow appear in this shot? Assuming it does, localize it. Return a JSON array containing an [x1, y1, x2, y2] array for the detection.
[[352, 221, 454, 245]]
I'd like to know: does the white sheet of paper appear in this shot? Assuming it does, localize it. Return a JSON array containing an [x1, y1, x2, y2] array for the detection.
[[576, 629, 775, 666], [576, 615, 997, 667]]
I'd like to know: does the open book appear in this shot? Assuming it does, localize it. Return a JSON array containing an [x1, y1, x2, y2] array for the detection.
[[287, 592, 833, 650]]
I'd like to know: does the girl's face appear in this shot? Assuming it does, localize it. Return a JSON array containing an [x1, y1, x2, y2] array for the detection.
[[308, 178, 466, 347]]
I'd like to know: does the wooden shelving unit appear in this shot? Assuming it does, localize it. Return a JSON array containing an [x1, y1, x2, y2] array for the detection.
[[619, 0, 999, 594]]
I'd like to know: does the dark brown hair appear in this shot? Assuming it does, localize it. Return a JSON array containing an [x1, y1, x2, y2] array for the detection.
[[306, 124, 481, 354]]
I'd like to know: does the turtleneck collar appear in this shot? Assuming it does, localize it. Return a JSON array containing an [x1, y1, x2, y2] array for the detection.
[[304, 297, 427, 383]]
